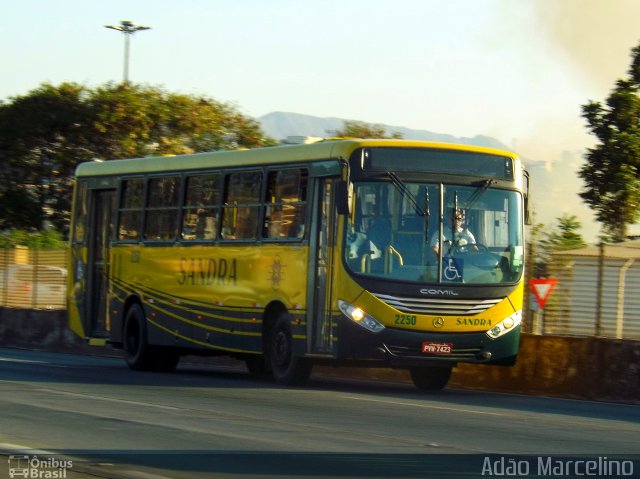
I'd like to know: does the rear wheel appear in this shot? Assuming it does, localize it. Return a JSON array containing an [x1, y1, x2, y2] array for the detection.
[[152, 346, 180, 372], [124, 303, 152, 371], [409, 366, 452, 391], [269, 313, 312, 386]]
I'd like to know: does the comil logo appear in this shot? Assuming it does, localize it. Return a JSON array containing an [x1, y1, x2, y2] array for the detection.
[[419, 288, 458, 296], [8, 455, 73, 479]]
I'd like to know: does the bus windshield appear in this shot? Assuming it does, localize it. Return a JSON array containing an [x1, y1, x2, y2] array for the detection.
[[344, 181, 524, 285]]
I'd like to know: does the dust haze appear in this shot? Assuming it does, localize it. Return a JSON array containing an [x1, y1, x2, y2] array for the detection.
[[531, 0, 640, 95], [516, 1, 640, 241]]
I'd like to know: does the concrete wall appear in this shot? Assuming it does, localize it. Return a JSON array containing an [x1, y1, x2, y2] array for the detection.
[[1, 307, 638, 404], [0, 308, 89, 353], [450, 335, 640, 403]]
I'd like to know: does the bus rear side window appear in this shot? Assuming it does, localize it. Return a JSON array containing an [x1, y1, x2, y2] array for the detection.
[[144, 176, 181, 241], [118, 178, 144, 241], [72, 180, 88, 243]]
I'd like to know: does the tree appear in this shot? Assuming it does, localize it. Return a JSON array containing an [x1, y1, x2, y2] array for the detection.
[[580, 42, 640, 242], [0, 83, 92, 231], [0, 82, 273, 233], [86, 83, 271, 159], [541, 214, 587, 252], [533, 214, 586, 277], [331, 120, 403, 139]]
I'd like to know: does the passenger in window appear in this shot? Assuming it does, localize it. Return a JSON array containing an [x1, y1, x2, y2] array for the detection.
[[266, 208, 284, 239], [287, 213, 303, 239], [347, 218, 388, 260], [347, 228, 367, 258]]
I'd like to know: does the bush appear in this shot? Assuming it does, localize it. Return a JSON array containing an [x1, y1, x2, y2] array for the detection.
[[0, 229, 66, 249]]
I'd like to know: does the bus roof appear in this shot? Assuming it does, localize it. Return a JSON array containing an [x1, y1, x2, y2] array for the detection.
[[74, 139, 517, 177]]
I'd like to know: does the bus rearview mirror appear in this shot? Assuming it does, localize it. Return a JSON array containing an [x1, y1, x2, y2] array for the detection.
[[523, 170, 532, 225], [336, 180, 353, 216]]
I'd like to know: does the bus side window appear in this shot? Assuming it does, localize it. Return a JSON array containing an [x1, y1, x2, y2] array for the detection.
[[144, 176, 180, 241], [117, 178, 144, 241], [263, 168, 307, 240], [222, 171, 262, 240], [182, 173, 220, 241], [72, 180, 88, 243]]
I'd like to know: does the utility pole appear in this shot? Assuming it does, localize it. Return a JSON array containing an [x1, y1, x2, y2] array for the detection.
[[105, 20, 151, 83]]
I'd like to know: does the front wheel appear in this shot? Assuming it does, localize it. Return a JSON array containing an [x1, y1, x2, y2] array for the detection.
[[409, 366, 453, 391], [269, 314, 312, 386], [245, 355, 269, 376]]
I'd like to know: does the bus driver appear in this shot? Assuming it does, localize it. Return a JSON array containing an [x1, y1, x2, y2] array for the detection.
[[431, 208, 477, 255]]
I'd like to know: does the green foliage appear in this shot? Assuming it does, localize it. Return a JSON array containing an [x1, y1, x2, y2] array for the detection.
[[0, 229, 66, 249], [581, 44, 640, 242], [541, 214, 587, 252], [0, 82, 90, 234], [332, 120, 403, 139], [533, 214, 586, 277], [0, 82, 272, 235]]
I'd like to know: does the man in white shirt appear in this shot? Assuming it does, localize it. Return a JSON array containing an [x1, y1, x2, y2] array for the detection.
[[431, 209, 477, 255]]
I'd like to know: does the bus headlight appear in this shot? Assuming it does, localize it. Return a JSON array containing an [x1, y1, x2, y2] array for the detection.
[[338, 300, 385, 333], [486, 310, 522, 339]]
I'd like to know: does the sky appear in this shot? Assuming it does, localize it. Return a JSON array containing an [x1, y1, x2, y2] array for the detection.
[[3, 0, 640, 241]]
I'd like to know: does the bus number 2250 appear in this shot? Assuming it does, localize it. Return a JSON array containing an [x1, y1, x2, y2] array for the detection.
[[395, 314, 417, 326]]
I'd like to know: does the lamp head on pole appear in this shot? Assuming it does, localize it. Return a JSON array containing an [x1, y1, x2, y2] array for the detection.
[[104, 20, 151, 83], [104, 20, 151, 34]]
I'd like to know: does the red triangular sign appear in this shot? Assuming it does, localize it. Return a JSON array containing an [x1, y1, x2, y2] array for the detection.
[[529, 278, 558, 309]]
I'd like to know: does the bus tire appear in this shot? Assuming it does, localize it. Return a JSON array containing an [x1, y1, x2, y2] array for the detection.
[[123, 303, 154, 371], [152, 347, 180, 372], [245, 355, 269, 377], [409, 366, 452, 391], [269, 314, 312, 386]]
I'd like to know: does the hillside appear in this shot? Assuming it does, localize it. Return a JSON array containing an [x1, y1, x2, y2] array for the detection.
[[257, 111, 510, 150]]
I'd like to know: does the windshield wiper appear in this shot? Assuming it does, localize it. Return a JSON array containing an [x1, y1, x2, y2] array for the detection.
[[387, 171, 429, 217], [463, 178, 495, 211]]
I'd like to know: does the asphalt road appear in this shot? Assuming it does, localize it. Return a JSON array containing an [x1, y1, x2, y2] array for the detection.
[[0, 347, 639, 478]]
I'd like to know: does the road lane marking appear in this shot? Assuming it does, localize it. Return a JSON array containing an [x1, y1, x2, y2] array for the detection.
[[0, 442, 60, 456], [340, 395, 505, 416], [0, 357, 47, 364], [34, 388, 182, 411]]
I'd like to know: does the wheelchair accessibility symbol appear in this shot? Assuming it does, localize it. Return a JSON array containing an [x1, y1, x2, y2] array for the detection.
[[443, 257, 463, 281]]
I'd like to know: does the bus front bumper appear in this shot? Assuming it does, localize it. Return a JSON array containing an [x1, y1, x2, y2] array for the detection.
[[336, 318, 520, 367]]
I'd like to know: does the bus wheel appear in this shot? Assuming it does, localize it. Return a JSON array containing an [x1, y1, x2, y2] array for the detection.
[[409, 366, 452, 391], [152, 347, 180, 372], [245, 355, 269, 376], [123, 303, 153, 371], [269, 314, 312, 386]]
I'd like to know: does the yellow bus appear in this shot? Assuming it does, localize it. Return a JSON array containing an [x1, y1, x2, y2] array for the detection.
[[68, 139, 529, 390]]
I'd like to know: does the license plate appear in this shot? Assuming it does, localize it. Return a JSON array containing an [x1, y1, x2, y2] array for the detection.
[[421, 342, 453, 354]]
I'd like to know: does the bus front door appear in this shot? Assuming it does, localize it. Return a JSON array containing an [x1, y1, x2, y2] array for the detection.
[[308, 179, 337, 354], [86, 189, 115, 338]]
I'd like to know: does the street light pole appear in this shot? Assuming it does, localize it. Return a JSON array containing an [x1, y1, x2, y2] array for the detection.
[[104, 20, 151, 83]]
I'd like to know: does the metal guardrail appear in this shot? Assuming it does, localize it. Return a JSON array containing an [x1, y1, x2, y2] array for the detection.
[[0, 248, 67, 310]]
